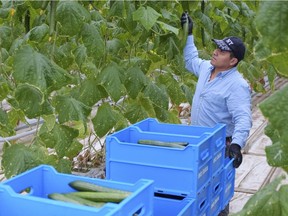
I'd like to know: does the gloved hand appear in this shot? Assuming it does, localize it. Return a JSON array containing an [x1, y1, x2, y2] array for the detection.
[[228, 143, 242, 168], [180, 12, 193, 35]]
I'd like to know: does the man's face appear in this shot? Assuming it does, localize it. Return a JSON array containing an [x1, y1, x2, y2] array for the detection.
[[210, 48, 238, 70]]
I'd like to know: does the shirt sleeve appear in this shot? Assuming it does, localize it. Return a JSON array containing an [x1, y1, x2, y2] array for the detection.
[[184, 35, 208, 78], [227, 81, 252, 148]]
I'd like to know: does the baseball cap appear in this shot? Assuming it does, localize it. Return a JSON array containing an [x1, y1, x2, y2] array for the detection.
[[212, 36, 246, 62]]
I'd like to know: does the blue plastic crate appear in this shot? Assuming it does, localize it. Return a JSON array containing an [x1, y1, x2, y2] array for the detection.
[[154, 194, 195, 216], [222, 158, 236, 210], [106, 126, 214, 195], [209, 169, 224, 216], [133, 118, 225, 137], [0, 165, 154, 216], [133, 118, 226, 177], [192, 182, 211, 216]]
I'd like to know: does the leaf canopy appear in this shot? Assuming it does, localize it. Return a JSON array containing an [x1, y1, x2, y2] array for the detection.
[[13, 45, 74, 92]]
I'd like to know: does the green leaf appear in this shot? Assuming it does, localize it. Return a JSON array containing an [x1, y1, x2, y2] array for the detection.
[[92, 103, 118, 137], [125, 93, 156, 124], [1, 47, 9, 63], [29, 24, 49, 42], [254, 39, 272, 60], [266, 64, 277, 91], [194, 11, 213, 34], [65, 140, 83, 159], [129, 58, 152, 75], [122, 1, 137, 33], [267, 52, 288, 78], [181, 83, 194, 104], [42, 114, 56, 131], [260, 85, 288, 169], [0, 77, 10, 100], [0, 26, 12, 50], [0, 7, 10, 19], [106, 38, 125, 54], [240, 2, 256, 18], [81, 60, 99, 77], [224, 0, 240, 12], [54, 95, 91, 125], [158, 73, 186, 105], [0, 108, 14, 137], [156, 21, 179, 35], [108, 0, 125, 18], [73, 44, 87, 68], [234, 177, 283, 216], [39, 123, 79, 158], [53, 42, 75, 70], [124, 66, 147, 99], [13, 45, 74, 92], [2, 144, 47, 178], [96, 62, 126, 102], [14, 84, 53, 118], [260, 85, 288, 134], [213, 9, 230, 32], [81, 23, 105, 59], [264, 123, 280, 144], [133, 6, 161, 31], [279, 185, 288, 215], [143, 82, 169, 110], [255, 2, 288, 52], [113, 112, 129, 132], [165, 37, 180, 60], [30, 1, 44, 9], [72, 78, 106, 107], [56, 1, 91, 36], [54, 158, 72, 174], [0, 108, 9, 126], [265, 143, 288, 167], [6, 108, 26, 130]]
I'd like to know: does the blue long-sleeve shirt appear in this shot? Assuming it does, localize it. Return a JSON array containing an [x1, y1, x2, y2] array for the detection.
[[184, 35, 252, 148]]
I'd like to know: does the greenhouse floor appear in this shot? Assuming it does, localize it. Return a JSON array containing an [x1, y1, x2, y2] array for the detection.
[[0, 77, 287, 215]]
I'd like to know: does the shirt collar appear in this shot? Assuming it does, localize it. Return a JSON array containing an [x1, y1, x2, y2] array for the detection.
[[209, 66, 237, 78]]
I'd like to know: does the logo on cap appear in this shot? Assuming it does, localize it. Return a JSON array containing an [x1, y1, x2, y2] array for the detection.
[[225, 38, 234, 46]]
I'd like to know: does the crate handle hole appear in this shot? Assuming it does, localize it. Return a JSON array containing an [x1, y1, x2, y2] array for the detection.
[[199, 199, 206, 210], [19, 187, 33, 195], [214, 183, 220, 193], [154, 192, 185, 200], [216, 138, 224, 147], [132, 206, 143, 216], [227, 170, 234, 180], [201, 149, 209, 161]]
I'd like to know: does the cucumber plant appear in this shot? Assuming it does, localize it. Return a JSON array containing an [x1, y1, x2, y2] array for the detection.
[[0, 1, 286, 187]]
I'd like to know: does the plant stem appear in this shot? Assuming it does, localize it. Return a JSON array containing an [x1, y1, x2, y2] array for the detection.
[[201, 0, 205, 47]]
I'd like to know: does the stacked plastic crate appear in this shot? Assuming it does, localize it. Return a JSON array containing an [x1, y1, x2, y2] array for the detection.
[[106, 118, 236, 216], [0, 165, 154, 216]]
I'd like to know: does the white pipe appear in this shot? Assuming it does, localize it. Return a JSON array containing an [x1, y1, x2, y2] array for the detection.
[[0, 128, 37, 143]]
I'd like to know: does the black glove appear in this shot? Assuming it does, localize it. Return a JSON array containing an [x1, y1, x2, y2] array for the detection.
[[180, 12, 193, 35], [228, 143, 242, 168]]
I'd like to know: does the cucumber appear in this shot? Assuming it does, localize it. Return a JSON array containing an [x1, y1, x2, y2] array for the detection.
[[69, 180, 131, 194], [64, 193, 106, 207], [41, 0, 49, 10], [137, 139, 188, 149], [48, 193, 105, 208], [49, 0, 56, 36], [68, 191, 130, 203]]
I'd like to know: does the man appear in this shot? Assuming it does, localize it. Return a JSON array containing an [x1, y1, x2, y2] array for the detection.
[[181, 12, 252, 216]]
